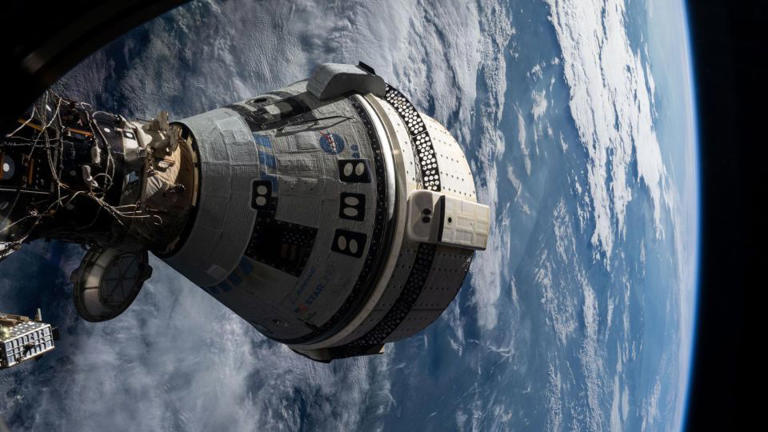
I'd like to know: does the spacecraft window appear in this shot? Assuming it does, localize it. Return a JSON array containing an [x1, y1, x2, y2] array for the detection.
[[339, 192, 365, 221], [338, 159, 371, 183], [331, 229, 366, 258]]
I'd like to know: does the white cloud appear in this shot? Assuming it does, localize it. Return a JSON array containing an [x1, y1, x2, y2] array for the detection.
[[531, 90, 548, 123], [546, 361, 564, 431], [579, 273, 605, 431], [622, 383, 629, 421], [610, 374, 623, 432], [471, 204, 512, 330], [466, 0, 515, 331], [544, 0, 671, 266], [515, 109, 532, 175], [540, 200, 579, 346], [641, 377, 661, 431]]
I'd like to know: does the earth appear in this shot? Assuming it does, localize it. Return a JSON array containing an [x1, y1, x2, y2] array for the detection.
[[0, 0, 698, 430]]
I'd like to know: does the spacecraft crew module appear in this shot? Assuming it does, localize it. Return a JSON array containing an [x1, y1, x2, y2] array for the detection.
[[0, 63, 489, 362]]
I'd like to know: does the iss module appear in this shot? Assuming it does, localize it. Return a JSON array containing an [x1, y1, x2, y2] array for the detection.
[[0, 63, 489, 362]]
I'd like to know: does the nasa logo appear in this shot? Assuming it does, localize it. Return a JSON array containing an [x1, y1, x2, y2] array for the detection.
[[319, 132, 345, 155]]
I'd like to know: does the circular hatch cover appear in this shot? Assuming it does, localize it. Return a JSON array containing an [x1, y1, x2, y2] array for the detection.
[[72, 246, 153, 322]]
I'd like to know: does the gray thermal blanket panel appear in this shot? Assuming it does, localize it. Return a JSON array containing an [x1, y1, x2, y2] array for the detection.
[[165, 108, 259, 287]]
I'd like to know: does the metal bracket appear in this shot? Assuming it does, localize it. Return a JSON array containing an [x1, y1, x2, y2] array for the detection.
[[405, 190, 490, 250]]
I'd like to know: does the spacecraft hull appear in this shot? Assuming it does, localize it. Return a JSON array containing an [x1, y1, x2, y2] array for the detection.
[[0, 63, 489, 362], [164, 67, 488, 359]]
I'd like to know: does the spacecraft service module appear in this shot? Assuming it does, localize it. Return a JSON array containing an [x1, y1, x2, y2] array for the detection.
[[0, 63, 489, 363]]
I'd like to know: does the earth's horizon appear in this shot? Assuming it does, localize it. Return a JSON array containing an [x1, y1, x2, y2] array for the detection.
[[1, 0, 698, 431]]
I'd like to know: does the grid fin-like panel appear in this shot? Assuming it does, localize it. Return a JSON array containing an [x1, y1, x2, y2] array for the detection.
[[384, 86, 441, 192], [1, 322, 55, 368]]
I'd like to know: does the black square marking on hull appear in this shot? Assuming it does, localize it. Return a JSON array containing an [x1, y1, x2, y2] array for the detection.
[[331, 229, 367, 258], [245, 220, 318, 277], [338, 159, 371, 183], [339, 192, 366, 221], [245, 187, 317, 277], [251, 180, 273, 209]]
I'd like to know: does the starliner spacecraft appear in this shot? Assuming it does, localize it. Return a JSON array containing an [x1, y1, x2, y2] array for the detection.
[[0, 63, 489, 362]]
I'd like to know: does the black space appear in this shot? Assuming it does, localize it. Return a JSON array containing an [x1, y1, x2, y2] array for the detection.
[[0, 1, 186, 133], [684, 1, 758, 430]]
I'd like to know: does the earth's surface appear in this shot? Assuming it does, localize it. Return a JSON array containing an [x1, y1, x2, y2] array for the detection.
[[0, 0, 698, 430]]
